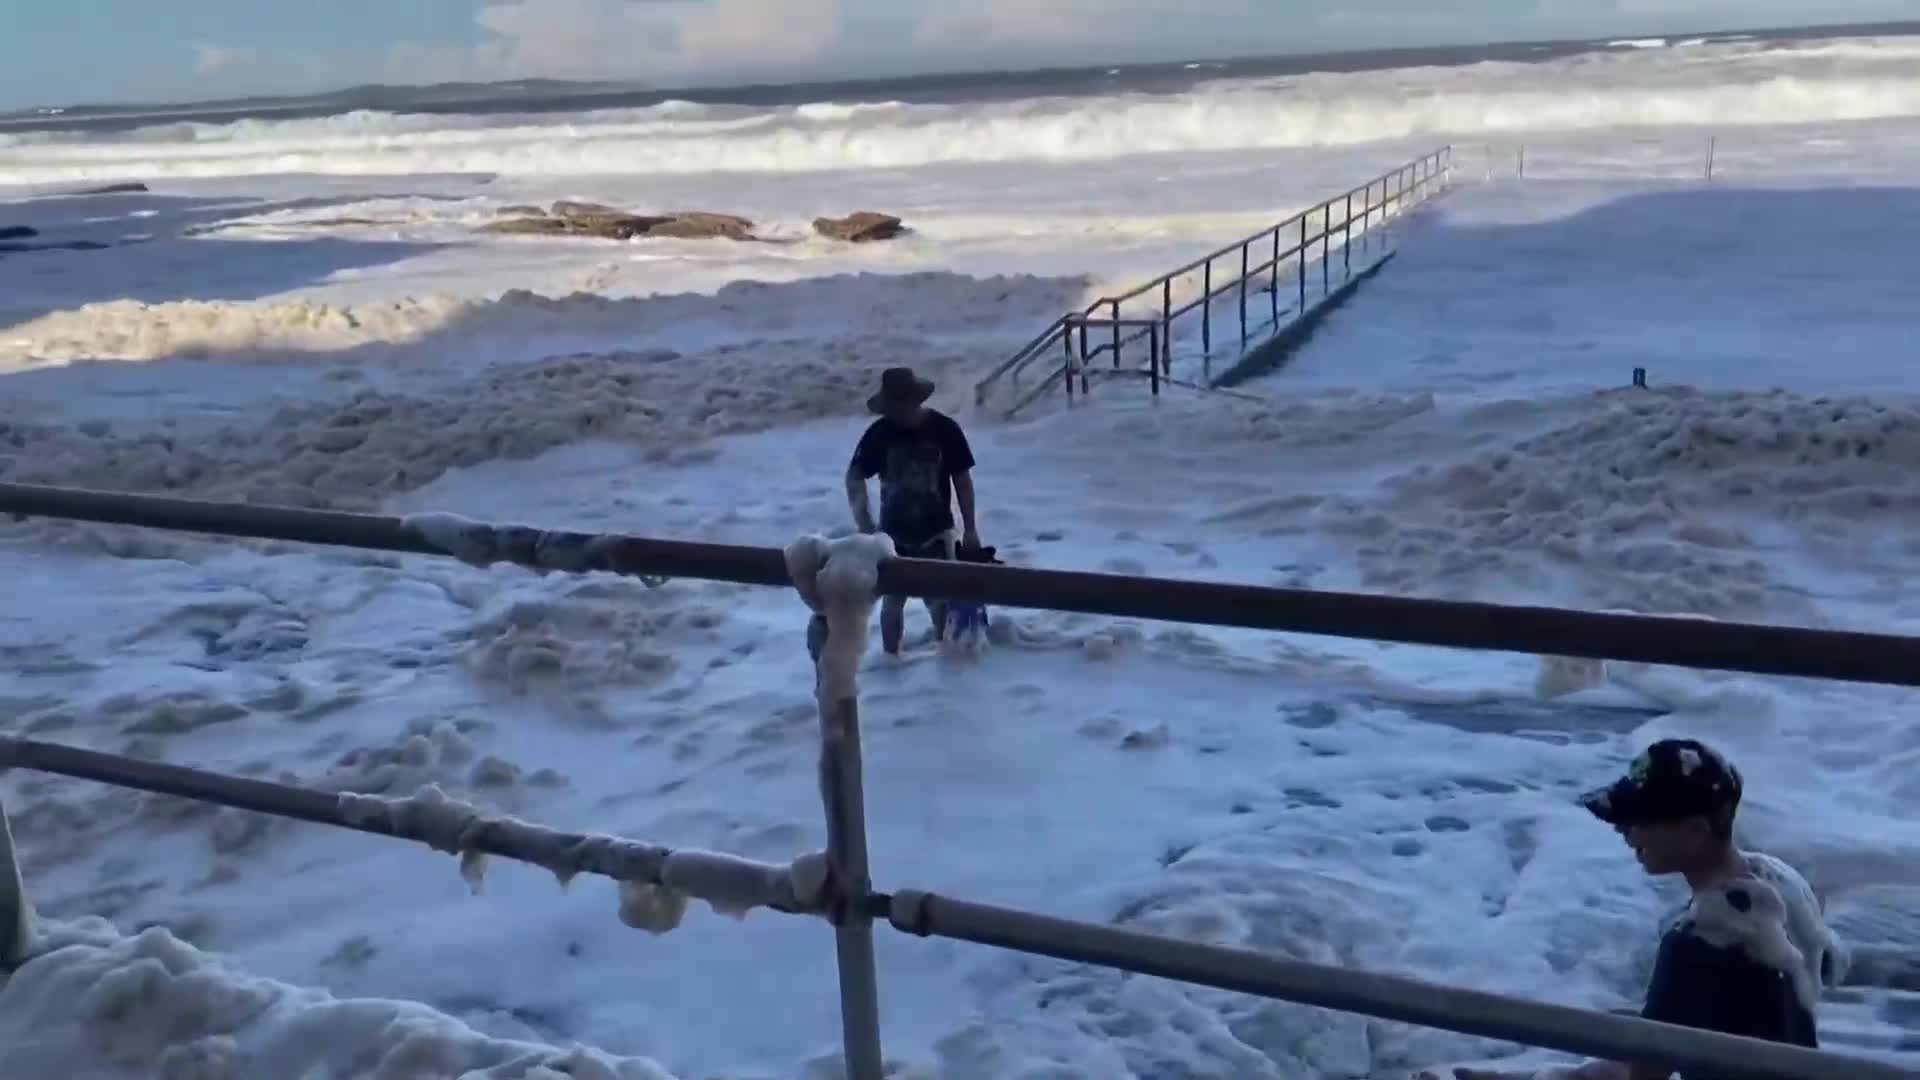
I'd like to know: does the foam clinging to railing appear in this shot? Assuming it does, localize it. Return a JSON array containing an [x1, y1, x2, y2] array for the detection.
[[784, 533, 893, 702]]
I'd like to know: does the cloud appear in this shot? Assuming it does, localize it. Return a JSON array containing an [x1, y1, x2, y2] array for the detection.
[[191, 43, 257, 77], [415, 0, 847, 85]]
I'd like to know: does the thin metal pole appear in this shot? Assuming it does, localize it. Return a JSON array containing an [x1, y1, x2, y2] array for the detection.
[[1201, 259, 1212, 354], [1705, 135, 1717, 181], [1269, 228, 1280, 322], [1320, 205, 1330, 297], [809, 620, 884, 1080], [1343, 192, 1353, 279], [0, 735, 817, 908], [1109, 299, 1120, 369], [1061, 325, 1074, 401], [1160, 278, 1172, 367], [883, 891, 1908, 1080], [1296, 215, 1306, 312], [1237, 243, 1249, 347], [6, 481, 1920, 686]]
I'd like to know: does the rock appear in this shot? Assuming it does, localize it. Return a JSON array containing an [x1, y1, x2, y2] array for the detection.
[[479, 203, 755, 242], [0, 226, 35, 241], [479, 217, 575, 236], [550, 200, 621, 218], [74, 182, 148, 195], [813, 211, 905, 243], [497, 204, 547, 216], [0, 239, 111, 255], [645, 211, 754, 240], [549, 201, 673, 239]]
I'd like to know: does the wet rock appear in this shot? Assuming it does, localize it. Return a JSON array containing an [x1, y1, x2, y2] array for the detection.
[[480, 202, 755, 241], [0, 226, 36, 240], [645, 210, 754, 240], [74, 182, 149, 195], [813, 211, 906, 243]]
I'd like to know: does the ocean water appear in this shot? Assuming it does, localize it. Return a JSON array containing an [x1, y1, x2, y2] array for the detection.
[[2, 24, 1920, 1080]]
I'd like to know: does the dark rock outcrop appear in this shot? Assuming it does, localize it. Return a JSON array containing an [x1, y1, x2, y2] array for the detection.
[[73, 182, 149, 195], [813, 211, 906, 243], [480, 201, 753, 241], [0, 226, 37, 241]]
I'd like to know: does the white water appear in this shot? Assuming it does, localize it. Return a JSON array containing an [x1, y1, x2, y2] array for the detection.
[[3, 30, 1920, 1080], [7, 35, 1920, 182]]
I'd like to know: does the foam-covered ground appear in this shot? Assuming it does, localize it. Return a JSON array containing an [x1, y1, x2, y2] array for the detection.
[[6, 32, 1920, 1080]]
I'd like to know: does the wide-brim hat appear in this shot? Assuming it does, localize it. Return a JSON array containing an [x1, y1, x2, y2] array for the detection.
[[868, 366, 935, 414]]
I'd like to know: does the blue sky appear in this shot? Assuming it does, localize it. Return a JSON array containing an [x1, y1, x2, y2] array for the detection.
[[5, 0, 1920, 109]]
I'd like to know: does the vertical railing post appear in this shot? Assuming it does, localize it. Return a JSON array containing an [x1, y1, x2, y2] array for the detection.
[[0, 792, 34, 966], [1161, 278, 1172, 376], [1320, 205, 1330, 297], [1297, 215, 1307, 313], [1705, 135, 1717, 182], [1061, 321, 1074, 401], [1201, 259, 1212, 354], [807, 618, 884, 1080], [1343, 191, 1353, 279], [1109, 299, 1121, 370], [1149, 324, 1161, 394], [1076, 319, 1090, 394], [1269, 227, 1280, 323], [1238, 243, 1249, 347]]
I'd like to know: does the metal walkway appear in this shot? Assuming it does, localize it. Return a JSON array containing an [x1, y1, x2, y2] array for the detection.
[[973, 147, 1455, 418]]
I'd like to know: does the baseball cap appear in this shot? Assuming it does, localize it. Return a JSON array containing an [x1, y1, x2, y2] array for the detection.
[[1579, 738, 1742, 828]]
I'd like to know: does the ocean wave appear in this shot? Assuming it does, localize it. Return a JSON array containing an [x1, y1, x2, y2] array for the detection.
[[4, 36, 1920, 181]]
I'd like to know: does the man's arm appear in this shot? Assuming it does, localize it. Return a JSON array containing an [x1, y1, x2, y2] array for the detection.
[[946, 418, 979, 542], [954, 470, 977, 540], [847, 427, 879, 533]]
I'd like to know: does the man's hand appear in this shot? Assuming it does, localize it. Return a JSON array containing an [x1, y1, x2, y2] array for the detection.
[[961, 526, 981, 550]]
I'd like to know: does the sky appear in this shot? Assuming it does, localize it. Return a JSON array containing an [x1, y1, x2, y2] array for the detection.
[[5, 0, 1920, 109]]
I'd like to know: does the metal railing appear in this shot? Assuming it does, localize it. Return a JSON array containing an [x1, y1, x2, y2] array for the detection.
[[975, 146, 1455, 417], [0, 479, 1915, 1080]]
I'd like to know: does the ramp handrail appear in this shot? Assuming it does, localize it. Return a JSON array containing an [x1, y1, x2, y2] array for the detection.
[[975, 146, 1454, 412]]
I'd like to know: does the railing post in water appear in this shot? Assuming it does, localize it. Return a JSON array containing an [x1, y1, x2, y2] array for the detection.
[[1109, 299, 1121, 370], [1705, 135, 1717, 182], [1238, 243, 1249, 347], [1149, 324, 1161, 395], [806, 617, 885, 1080], [1296, 215, 1307, 313], [1161, 278, 1172, 367], [1061, 323, 1075, 402], [1343, 191, 1353, 280], [1201, 258, 1212, 355], [1269, 228, 1280, 323], [1321, 205, 1331, 297]]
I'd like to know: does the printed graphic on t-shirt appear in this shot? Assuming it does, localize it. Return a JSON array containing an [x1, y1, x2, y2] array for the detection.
[[878, 435, 951, 542]]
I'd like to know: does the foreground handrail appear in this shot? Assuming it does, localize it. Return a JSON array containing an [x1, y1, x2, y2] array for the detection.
[[0, 734, 1906, 1080], [3, 480, 1918, 686]]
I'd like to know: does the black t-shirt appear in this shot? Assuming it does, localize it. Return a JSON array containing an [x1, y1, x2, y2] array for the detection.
[[1641, 915, 1818, 1080], [850, 409, 975, 546]]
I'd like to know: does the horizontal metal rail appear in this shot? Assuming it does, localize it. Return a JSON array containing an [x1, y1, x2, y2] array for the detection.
[[0, 736, 819, 914], [4, 481, 1919, 687], [884, 891, 1910, 1080]]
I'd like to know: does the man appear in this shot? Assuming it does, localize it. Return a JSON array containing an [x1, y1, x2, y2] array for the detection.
[[1443, 738, 1839, 1080], [846, 366, 981, 655]]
